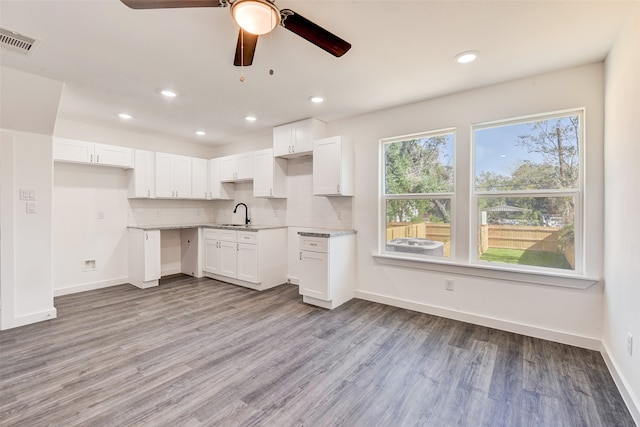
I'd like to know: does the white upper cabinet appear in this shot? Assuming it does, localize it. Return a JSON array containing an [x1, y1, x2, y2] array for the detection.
[[53, 137, 132, 168], [220, 152, 253, 182], [191, 157, 209, 200], [313, 136, 354, 196], [208, 158, 234, 200], [155, 152, 192, 199], [273, 118, 326, 158], [253, 148, 287, 198], [127, 149, 155, 198]]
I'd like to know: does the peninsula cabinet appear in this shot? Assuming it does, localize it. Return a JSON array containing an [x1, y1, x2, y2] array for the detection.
[[273, 118, 326, 158], [203, 227, 287, 290], [313, 136, 354, 196], [127, 149, 155, 198], [155, 152, 192, 198], [53, 137, 133, 168], [299, 232, 356, 309], [253, 148, 287, 198], [220, 153, 253, 182], [128, 228, 161, 289], [208, 158, 234, 200]]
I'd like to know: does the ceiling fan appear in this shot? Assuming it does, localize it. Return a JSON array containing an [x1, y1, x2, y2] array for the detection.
[[120, 0, 352, 67]]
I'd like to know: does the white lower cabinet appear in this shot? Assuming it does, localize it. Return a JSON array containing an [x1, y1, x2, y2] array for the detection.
[[298, 233, 356, 309], [128, 228, 161, 288], [203, 227, 287, 290]]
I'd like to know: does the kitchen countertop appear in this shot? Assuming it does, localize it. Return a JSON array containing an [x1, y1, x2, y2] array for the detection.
[[298, 230, 357, 238], [128, 224, 287, 232]]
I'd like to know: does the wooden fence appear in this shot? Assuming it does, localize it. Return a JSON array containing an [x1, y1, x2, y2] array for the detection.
[[387, 222, 574, 267]]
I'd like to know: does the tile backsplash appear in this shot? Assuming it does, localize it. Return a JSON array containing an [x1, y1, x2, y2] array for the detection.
[[129, 156, 353, 230]]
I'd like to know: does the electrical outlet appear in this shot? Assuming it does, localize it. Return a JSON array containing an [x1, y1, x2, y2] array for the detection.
[[98, 211, 105, 219], [628, 333, 633, 356], [445, 278, 454, 291]]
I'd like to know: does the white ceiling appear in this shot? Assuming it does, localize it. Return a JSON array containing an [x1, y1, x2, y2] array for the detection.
[[0, 0, 635, 146]]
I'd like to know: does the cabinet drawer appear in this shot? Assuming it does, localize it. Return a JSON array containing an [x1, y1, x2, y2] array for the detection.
[[300, 236, 328, 253], [203, 228, 237, 242], [237, 231, 258, 244]]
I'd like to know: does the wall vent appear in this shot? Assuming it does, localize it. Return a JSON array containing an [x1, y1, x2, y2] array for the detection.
[[0, 27, 40, 57]]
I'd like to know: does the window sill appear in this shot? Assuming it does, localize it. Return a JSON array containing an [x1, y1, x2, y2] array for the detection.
[[372, 253, 599, 289]]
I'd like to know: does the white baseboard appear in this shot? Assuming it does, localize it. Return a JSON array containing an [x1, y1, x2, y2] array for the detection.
[[0, 307, 57, 330], [601, 342, 640, 425], [354, 290, 601, 350], [161, 267, 181, 277], [54, 277, 129, 296]]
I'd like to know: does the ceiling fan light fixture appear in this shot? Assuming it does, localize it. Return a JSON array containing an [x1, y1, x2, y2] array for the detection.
[[231, 0, 280, 35]]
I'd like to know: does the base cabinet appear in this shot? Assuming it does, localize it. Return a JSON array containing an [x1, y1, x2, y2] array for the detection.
[[298, 233, 356, 309], [203, 227, 287, 290], [128, 228, 161, 288]]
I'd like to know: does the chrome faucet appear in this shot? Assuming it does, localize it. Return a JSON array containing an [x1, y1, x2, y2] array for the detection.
[[233, 203, 250, 225]]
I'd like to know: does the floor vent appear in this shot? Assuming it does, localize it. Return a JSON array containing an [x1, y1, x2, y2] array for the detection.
[[0, 27, 40, 56]]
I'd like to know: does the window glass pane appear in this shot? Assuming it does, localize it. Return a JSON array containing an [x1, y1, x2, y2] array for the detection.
[[477, 196, 575, 270], [475, 115, 580, 191], [384, 133, 454, 194], [385, 199, 451, 258]]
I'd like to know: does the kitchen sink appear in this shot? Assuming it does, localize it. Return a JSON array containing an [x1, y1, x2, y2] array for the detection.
[[215, 223, 252, 228]]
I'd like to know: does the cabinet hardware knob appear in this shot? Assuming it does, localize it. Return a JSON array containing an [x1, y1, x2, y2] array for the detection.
[[90, 154, 93, 163], [147, 189, 150, 197], [270, 188, 272, 196], [337, 184, 340, 193], [299, 251, 302, 260], [97, 155, 100, 163]]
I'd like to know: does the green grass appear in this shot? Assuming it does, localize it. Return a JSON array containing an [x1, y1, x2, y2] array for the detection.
[[480, 247, 572, 270]]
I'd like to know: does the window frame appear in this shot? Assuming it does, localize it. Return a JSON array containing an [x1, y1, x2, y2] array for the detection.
[[470, 109, 585, 275], [375, 109, 596, 289], [379, 128, 456, 259]]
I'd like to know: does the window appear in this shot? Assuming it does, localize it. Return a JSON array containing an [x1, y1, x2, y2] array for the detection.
[[473, 110, 583, 273], [381, 129, 455, 259]]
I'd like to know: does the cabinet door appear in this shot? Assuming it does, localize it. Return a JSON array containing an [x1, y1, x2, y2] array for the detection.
[[203, 239, 220, 274], [219, 241, 238, 278], [237, 243, 258, 283], [144, 230, 161, 281], [299, 250, 330, 300], [273, 124, 292, 157], [94, 143, 133, 168], [220, 156, 237, 181], [53, 138, 93, 163], [291, 120, 314, 154], [208, 158, 234, 200], [253, 149, 273, 197], [155, 152, 174, 198], [191, 158, 208, 199], [236, 153, 254, 180], [128, 149, 155, 198], [173, 155, 192, 198], [313, 137, 342, 195]]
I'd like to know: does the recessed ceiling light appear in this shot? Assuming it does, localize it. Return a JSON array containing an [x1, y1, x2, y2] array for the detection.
[[160, 89, 178, 98], [196, 130, 206, 136], [118, 113, 132, 119], [455, 51, 478, 64], [310, 96, 325, 103], [245, 116, 257, 122]]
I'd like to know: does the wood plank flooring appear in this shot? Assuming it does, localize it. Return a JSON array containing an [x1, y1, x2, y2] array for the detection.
[[0, 275, 635, 426]]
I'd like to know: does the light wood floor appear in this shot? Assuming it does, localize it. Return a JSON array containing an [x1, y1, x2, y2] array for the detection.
[[0, 275, 635, 426]]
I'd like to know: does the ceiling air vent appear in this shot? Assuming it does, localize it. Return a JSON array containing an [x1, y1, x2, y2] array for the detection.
[[0, 27, 40, 57]]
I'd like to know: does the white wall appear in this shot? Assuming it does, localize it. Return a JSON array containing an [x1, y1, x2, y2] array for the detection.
[[328, 63, 606, 349], [1, 131, 58, 328], [0, 67, 62, 329], [603, 3, 640, 422]]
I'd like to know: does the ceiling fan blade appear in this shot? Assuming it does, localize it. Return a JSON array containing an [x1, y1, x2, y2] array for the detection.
[[280, 9, 351, 57], [234, 29, 259, 66], [120, 0, 221, 9]]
